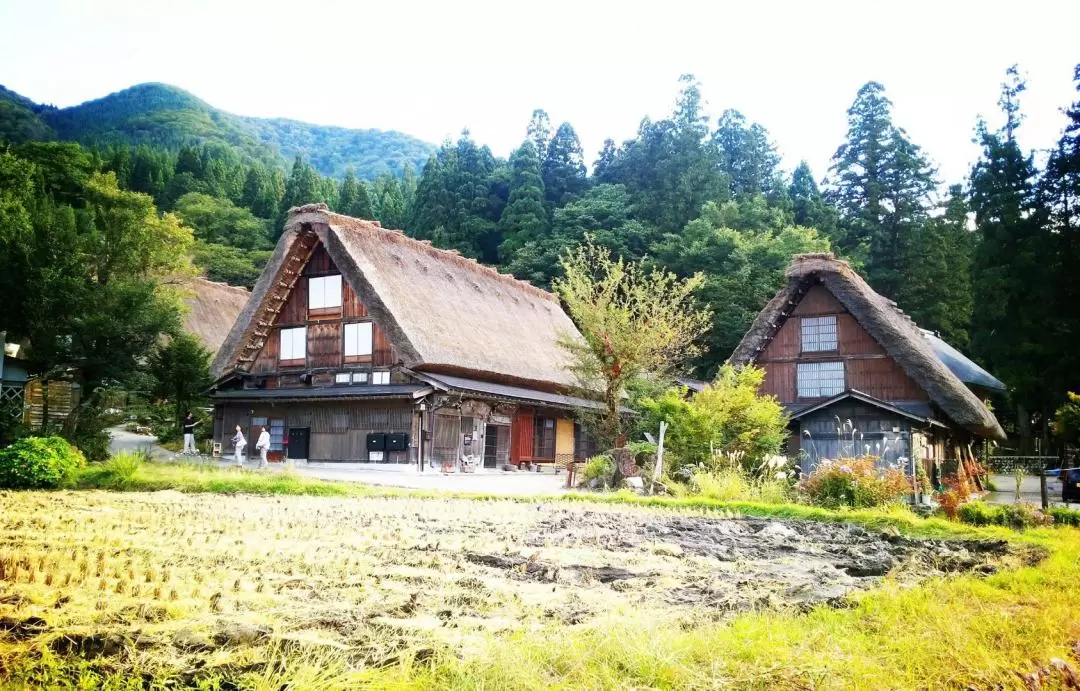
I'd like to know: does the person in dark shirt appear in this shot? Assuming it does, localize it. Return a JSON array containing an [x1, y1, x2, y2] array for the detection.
[[181, 412, 200, 455]]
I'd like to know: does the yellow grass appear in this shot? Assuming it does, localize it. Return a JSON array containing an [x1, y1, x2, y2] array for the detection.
[[1, 484, 1078, 689]]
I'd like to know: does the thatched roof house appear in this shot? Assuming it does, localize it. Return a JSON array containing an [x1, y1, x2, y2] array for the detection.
[[213, 204, 579, 389], [181, 278, 250, 358], [730, 253, 1005, 474], [208, 204, 597, 468]]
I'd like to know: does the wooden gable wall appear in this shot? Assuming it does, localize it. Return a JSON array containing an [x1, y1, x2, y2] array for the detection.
[[248, 241, 397, 378], [757, 284, 926, 403]]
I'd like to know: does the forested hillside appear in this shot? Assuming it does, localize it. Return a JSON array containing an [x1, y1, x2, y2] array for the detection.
[[0, 83, 434, 179], [3, 66, 1079, 454]]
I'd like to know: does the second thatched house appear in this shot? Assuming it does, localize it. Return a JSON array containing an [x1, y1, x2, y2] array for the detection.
[[208, 204, 600, 468], [730, 253, 1006, 478]]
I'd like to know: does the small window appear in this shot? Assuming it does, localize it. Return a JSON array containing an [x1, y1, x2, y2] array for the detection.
[[308, 275, 342, 310], [352, 372, 369, 384], [372, 371, 390, 385], [797, 361, 845, 398], [801, 316, 838, 352], [279, 327, 306, 361], [335, 373, 352, 384], [344, 322, 373, 357]]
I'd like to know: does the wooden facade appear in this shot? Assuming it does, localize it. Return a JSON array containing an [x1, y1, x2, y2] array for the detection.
[[757, 286, 925, 405], [211, 225, 599, 470]]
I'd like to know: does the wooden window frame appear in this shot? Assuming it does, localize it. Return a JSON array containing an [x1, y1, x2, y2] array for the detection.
[[308, 275, 342, 315], [533, 415, 556, 460], [279, 326, 307, 364], [343, 321, 374, 363], [796, 361, 845, 398], [800, 315, 839, 353]]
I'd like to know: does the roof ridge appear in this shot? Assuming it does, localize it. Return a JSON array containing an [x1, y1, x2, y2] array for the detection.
[[287, 204, 560, 305]]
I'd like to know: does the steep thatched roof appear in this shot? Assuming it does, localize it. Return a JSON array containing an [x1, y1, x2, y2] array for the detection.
[[730, 253, 1006, 441], [181, 278, 250, 357], [212, 204, 581, 389]]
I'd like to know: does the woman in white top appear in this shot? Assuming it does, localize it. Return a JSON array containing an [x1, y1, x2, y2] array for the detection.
[[255, 426, 271, 468], [232, 425, 246, 467]]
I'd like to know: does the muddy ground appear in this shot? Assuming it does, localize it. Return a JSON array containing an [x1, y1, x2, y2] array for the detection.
[[0, 492, 1030, 680]]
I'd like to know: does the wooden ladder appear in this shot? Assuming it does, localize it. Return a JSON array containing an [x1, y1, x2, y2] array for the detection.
[[235, 230, 320, 370]]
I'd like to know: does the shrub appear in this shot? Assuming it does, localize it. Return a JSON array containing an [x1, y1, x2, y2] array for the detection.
[[935, 474, 971, 520], [582, 455, 615, 486], [102, 451, 145, 487], [799, 456, 910, 509], [1047, 506, 1080, 527], [0, 436, 86, 489], [957, 501, 1054, 529], [688, 467, 794, 504], [636, 364, 789, 479]]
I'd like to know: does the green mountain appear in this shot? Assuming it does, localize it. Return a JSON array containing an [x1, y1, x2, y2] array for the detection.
[[0, 83, 434, 179]]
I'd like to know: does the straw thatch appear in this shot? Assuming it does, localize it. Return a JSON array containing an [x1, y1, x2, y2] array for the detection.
[[213, 204, 581, 389], [181, 278, 251, 358], [729, 253, 1006, 441]]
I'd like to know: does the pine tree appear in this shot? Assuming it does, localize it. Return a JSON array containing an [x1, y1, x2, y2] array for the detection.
[[277, 155, 324, 232], [827, 81, 937, 302], [542, 122, 587, 208], [788, 161, 837, 235], [526, 109, 552, 161], [498, 141, 548, 260], [713, 109, 782, 198], [337, 168, 373, 219], [1043, 65, 1080, 404], [969, 66, 1054, 441], [593, 138, 618, 181]]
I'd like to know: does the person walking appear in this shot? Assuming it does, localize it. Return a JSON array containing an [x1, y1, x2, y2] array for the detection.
[[181, 412, 200, 455], [255, 426, 271, 469], [232, 425, 247, 468]]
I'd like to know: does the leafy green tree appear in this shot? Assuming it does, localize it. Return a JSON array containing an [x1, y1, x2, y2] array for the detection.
[[1052, 392, 1080, 448], [504, 184, 656, 288], [554, 240, 711, 450], [593, 138, 618, 181], [636, 364, 788, 476], [498, 141, 548, 258], [148, 332, 214, 430], [542, 122, 587, 207], [828, 81, 938, 303], [192, 242, 270, 288], [174, 192, 270, 249], [969, 67, 1055, 439], [653, 201, 831, 375], [336, 167, 374, 219], [240, 164, 282, 219], [372, 173, 407, 229]]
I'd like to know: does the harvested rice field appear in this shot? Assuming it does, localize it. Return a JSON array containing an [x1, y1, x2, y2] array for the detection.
[[0, 491, 1054, 688]]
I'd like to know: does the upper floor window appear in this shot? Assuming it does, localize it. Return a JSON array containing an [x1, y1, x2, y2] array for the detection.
[[280, 327, 306, 361], [801, 315, 838, 352], [308, 275, 342, 311], [343, 322, 373, 358], [372, 371, 390, 385], [796, 361, 844, 398]]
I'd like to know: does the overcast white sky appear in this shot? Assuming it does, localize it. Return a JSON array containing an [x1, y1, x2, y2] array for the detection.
[[2, 0, 1078, 185]]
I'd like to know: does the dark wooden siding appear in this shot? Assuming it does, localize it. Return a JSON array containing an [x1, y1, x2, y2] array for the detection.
[[837, 314, 885, 355], [792, 284, 844, 315], [373, 326, 395, 366], [250, 330, 280, 374], [278, 276, 307, 326], [308, 322, 342, 368], [343, 281, 368, 319], [302, 243, 336, 276], [846, 358, 926, 400], [756, 284, 928, 404], [796, 400, 914, 472], [218, 402, 412, 462]]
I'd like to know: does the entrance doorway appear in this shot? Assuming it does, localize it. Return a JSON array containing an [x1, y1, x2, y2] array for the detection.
[[484, 424, 510, 469]]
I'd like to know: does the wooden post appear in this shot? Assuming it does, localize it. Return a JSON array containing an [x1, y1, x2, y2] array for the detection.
[[650, 421, 667, 496], [1040, 459, 1049, 510]]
